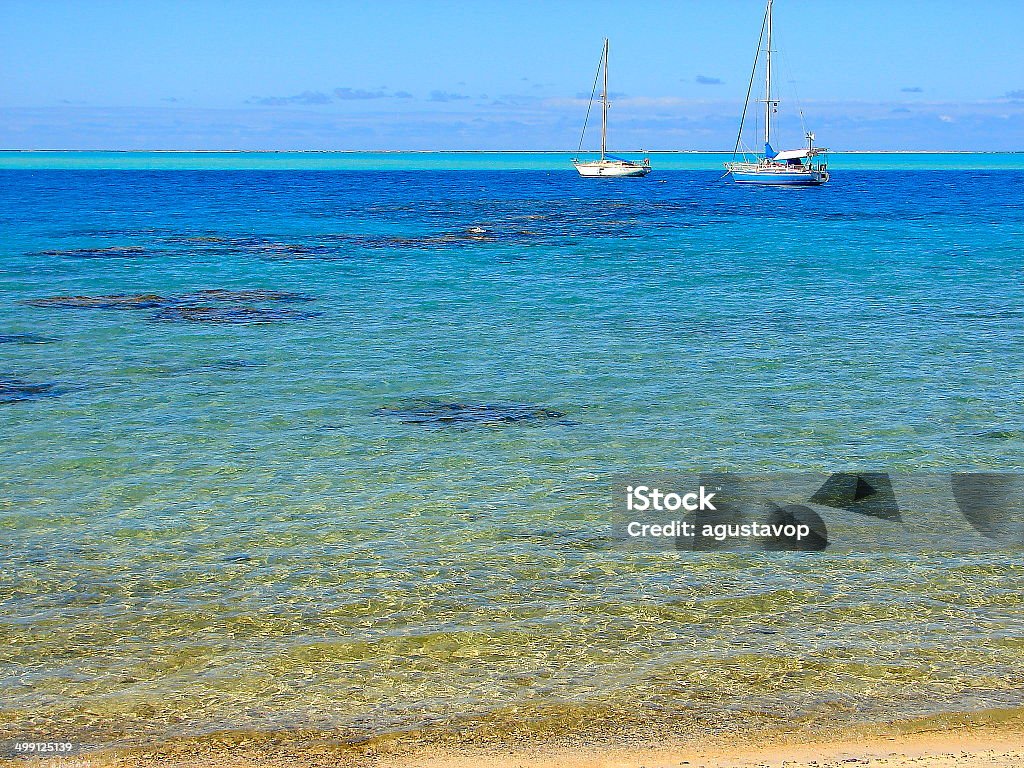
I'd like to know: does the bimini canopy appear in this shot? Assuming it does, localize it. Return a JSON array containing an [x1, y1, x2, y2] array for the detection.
[[772, 147, 827, 161], [772, 148, 811, 161]]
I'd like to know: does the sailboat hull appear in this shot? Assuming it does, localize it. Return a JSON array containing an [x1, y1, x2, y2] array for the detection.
[[729, 170, 828, 186], [726, 162, 829, 185], [574, 160, 651, 178]]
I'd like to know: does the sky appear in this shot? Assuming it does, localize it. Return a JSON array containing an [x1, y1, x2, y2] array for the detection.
[[1, 0, 1023, 151]]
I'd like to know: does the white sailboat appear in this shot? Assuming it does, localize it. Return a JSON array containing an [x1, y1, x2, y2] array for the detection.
[[725, 0, 829, 185], [573, 38, 651, 178]]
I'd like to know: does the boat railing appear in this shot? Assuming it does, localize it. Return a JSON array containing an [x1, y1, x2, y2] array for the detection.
[[725, 159, 826, 176], [605, 154, 649, 166]]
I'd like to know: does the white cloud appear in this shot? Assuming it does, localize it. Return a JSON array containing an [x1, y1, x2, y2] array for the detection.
[[1, 98, 1020, 151]]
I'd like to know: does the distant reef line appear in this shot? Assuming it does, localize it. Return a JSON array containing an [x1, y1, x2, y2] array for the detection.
[[2, 149, 1022, 155]]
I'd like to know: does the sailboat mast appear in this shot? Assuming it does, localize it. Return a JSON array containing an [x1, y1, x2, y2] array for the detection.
[[764, 0, 773, 148], [601, 38, 609, 160]]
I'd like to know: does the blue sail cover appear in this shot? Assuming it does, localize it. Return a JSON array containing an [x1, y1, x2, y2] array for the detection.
[[764, 143, 778, 159], [606, 154, 639, 163]]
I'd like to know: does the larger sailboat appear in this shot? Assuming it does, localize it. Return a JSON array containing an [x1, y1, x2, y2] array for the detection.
[[725, 0, 829, 185], [573, 38, 651, 178]]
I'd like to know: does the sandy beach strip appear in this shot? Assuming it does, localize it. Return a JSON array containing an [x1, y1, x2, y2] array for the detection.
[[6, 710, 1023, 768], [393, 727, 1024, 768]]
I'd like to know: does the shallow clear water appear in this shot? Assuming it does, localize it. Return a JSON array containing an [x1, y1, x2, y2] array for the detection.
[[1, 158, 1023, 749]]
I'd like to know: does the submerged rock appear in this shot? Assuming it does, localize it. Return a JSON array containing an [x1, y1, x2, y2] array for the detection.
[[0, 378, 62, 404], [148, 306, 320, 324], [0, 333, 56, 344], [374, 397, 568, 427]]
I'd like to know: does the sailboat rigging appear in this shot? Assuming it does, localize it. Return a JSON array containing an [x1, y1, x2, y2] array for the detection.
[[573, 39, 651, 178], [724, 0, 829, 185]]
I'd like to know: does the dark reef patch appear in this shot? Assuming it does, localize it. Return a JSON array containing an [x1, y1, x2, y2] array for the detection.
[[955, 310, 1024, 320], [377, 227, 498, 248], [204, 227, 523, 259], [25, 294, 169, 310], [148, 306, 320, 324], [229, 241, 335, 259], [25, 289, 319, 326], [374, 397, 569, 427], [178, 289, 314, 304], [36, 246, 149, 259], [199, 359, 268, 371], [25, 289, 316, 316], [153, 217, 648, 262], [0, 333, 56, 345], [977, 429, 1024, 440], [329, 226, 537, 252], [0, 378, 63, 405], [174, 237, 336, 259]]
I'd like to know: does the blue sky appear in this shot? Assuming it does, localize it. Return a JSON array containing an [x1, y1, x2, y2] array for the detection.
[[2, 0, 1022, 150]]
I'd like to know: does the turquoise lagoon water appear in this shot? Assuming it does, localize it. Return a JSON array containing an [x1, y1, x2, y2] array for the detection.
[[2, 149, 1024, 171], [1, 154, 1023, 751]]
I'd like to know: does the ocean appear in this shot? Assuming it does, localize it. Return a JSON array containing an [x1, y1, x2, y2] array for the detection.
[[1, 152, 1023, 753]]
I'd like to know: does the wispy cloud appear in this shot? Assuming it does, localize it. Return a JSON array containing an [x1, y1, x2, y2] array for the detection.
[[5, 97, 1021, 151], [427, 90, 471, 102], [249, 90, 333, 106], [572, 91, 629, 100], [250, 87, 414, 106], [490, 93, 546, 107], [334, 87, 412, 100], [901, 86, 924, 93], [1007, 89, 1024, 101], [695, 75, 723, 86]]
